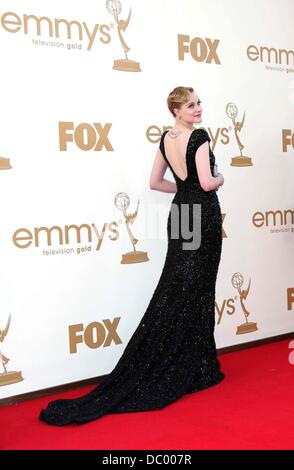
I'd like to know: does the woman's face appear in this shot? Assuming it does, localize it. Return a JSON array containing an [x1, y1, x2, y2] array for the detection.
[[175, 92, 202, 124]]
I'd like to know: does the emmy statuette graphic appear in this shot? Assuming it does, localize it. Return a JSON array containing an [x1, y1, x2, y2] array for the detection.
[[232, 273, 258, 334], [0, 155, 12, 170], [0, 314, 23, 386], [115, 192, 149, 264], [226, 102, 253, 167], [106, 0, 141, 72]]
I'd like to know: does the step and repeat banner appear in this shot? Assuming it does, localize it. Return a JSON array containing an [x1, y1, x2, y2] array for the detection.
[[0, 0, 293, 400]]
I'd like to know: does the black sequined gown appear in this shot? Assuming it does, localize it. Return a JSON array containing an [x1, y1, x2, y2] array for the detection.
[[39, 128, 224, 426]]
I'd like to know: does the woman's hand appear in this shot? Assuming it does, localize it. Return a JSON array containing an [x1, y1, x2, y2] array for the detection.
[[216, 173, 224, 191]]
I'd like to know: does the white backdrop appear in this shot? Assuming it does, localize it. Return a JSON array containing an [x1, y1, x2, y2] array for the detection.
[[0, 0, 293, 400]]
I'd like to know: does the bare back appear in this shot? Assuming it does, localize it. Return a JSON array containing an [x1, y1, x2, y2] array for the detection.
[[163, 130, 195, 182]]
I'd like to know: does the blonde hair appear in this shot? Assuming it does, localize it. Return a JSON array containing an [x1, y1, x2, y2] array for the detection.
[[167, 86, 194, 118]]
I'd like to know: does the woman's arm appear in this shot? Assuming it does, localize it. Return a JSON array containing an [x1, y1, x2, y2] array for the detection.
[[195, 141, 223, 191], [149, 148, 177, 193]]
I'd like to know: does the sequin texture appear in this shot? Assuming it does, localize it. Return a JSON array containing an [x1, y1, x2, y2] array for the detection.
[[39, 128, 224, 426]]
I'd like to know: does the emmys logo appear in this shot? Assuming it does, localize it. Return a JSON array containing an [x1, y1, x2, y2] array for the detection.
[[252, 208, 294, 232], [232, 273, 258, 334], [0, 314, 23, 386], [59, 122, 113, 151], [0, 11, 111, 51], [12, 221, 120, 252], [146, 126, 233, 156], [106, 0, 141, 72], [12, 194, 148, 262], [226, 102, 253, 166], [69, 318, 122, 354], [115, 192, 149, 263], [287, 288, 294, 311], [247, 44, 294, 66], [178, 34, 221, 64], [282, 129, 294, 152]]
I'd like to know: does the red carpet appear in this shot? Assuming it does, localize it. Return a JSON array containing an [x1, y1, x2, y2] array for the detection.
[[0, 339, 293, 450]]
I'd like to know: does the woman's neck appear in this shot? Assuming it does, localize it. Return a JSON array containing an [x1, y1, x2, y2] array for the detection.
[[174, 121, 194, 130]]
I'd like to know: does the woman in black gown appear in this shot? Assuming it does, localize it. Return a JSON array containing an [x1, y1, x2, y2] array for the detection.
[[39, 86, 225, 426]]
